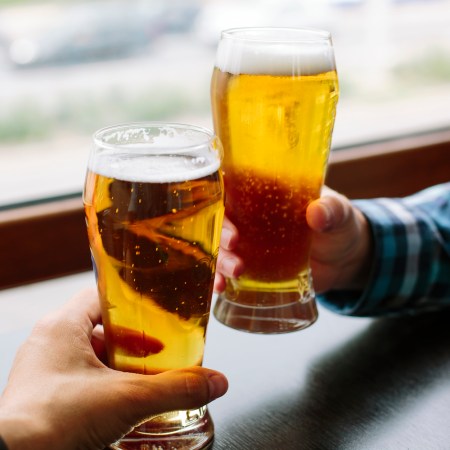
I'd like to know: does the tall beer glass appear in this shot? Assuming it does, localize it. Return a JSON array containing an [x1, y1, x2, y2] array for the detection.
[[83, 123, 224, 449], [211, 28, 339, 333]]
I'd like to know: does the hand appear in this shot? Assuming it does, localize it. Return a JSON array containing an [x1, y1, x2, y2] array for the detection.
[[0, 289, 228, 450], [306, 187, 373, 292], [214, 187, 373, 294], [214, 216, 244, 292]]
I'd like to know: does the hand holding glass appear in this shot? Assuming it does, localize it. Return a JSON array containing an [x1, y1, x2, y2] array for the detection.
[[211, 27, 339, 333], [83, 123, 224, 449]]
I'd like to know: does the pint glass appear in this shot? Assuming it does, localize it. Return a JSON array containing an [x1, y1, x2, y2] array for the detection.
[[83, 123, 224, 449], [211, 28, 339, 333]]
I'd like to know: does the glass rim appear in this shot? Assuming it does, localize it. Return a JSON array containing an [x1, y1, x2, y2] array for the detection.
[[93, 121, 217, 154], [221, 27, 332, 43]]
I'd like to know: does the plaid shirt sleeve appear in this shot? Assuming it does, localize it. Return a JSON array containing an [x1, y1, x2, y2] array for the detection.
[[317, 182, 450, 317]]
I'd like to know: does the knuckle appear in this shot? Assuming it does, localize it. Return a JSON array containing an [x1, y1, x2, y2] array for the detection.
[[184, 371, 208, 401]]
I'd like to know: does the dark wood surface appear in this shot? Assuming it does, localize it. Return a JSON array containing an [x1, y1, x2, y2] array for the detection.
[[1, 273, 450, 449], [0, 197, 90, 289], [326, 128, 450, 199], [205, 301, 450, 449]]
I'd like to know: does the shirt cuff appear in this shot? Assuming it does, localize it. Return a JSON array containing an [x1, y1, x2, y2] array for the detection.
[[317, 193, 448, 317]]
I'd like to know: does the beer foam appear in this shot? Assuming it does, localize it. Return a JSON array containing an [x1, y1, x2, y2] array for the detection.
[[215, 34, 336, 76], [90, 153, 220, 183]]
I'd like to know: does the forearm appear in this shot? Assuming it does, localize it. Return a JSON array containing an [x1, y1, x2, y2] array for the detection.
[[318, 183, 450, 316]]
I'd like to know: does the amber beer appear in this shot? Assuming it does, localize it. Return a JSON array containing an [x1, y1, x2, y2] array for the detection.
[[211, 28, 339, 333], [84, 162, 224, 372], [83, 124, 224, 449], [84, 162, 223, 372]]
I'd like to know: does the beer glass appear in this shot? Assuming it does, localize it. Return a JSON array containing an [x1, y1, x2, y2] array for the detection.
[[83, 123, 224, 449], [211, 27, 339, 333]]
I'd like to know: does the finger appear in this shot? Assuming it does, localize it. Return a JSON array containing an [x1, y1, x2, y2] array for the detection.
[[321, 185, 339, 197], [39, 288, 102, 338], [221, 216, 239, 250], [120, 367, 229, 421], [217, 249, 244, 279], [307, 193, 352, 233], [64, 288, 102, 329], [91, 325, 108, 364], [214, 273, 226, 293]]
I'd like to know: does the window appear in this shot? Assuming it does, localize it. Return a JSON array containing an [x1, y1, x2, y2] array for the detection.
[[0, 0, 449, 289], [1, 0, 450, 208]]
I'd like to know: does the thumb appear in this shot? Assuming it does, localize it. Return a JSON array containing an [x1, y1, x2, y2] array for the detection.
[[117, 367, 228, 423], [306, 188, 372, 292], [306, 191, 353, 233]]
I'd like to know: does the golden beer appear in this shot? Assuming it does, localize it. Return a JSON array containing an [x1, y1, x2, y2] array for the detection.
[[83, 123, 224, 449], [211, 28, 339, 333], [84, 165, 223, 373]]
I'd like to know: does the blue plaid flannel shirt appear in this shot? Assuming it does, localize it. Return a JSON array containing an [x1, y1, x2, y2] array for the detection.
[[318, 182, 450, 317]]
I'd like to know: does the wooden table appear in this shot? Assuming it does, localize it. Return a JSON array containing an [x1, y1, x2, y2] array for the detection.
[[1, 272, 450, 449]]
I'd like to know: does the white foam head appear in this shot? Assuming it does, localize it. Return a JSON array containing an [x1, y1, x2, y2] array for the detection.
[[215, 28, 336, 76], [90, 124, 221, 183], [91, 153, 220, 183]]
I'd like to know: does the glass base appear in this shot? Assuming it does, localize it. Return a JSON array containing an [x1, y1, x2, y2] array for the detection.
[[214, 288, 318, 334], [111, 407, 214, 450]]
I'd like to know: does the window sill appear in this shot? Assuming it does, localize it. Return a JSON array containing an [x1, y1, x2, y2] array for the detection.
[[1, 129, 449, 290]]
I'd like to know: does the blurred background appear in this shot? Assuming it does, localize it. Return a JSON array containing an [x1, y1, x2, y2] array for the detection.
[[1, 0, 450, 206]]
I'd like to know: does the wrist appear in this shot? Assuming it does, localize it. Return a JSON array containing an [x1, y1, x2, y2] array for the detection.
[[0, 409, 53, 450], [341, 208, 374, 291]]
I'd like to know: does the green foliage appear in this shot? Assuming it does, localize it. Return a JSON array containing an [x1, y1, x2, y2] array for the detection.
[[0, 86, 207, 143], [0, 101, 51, 141], [393, 47, 450, 85]]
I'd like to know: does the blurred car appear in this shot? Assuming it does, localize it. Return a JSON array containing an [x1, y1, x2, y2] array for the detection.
[[162, 0, 201, 33], [0, 1, 167, 69]]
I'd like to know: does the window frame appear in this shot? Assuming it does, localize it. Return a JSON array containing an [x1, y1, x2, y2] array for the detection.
[[1, 128, 449, 290]]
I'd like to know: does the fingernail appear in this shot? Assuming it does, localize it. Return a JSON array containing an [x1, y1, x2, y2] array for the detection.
[[318, 202, 333, 231], [221, 228, 233, 249], [208, 373, 228, 399], [222, 257, 238, 277]]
